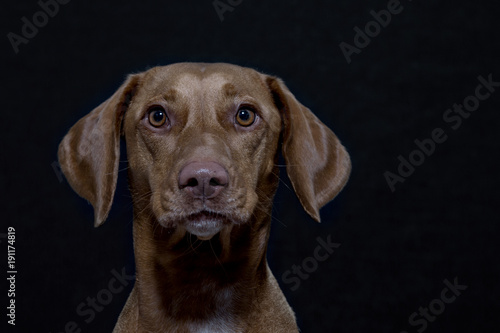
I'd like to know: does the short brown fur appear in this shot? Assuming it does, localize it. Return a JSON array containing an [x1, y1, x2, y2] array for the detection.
[[58, 63, 350, 332]]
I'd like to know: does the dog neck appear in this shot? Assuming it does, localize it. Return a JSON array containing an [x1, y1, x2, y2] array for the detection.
[[131, 210, 272, 331]]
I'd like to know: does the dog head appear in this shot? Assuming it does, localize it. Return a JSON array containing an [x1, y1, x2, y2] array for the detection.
[[58, 63, 350, 240]]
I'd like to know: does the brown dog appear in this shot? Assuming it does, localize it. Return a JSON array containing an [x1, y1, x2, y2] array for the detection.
[[58, 63, 350, 332]]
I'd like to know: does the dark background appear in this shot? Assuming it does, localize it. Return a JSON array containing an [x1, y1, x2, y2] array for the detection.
[[2, 0, 499, 332]]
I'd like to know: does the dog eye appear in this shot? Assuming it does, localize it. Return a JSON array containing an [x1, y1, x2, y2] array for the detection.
[[236, 108, 256, 127], [148, 107, 167, 127]]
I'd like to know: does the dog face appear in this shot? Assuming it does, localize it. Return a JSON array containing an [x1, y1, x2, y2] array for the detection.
[[58, 63, 350, 238], [123, 63, 282, 239]]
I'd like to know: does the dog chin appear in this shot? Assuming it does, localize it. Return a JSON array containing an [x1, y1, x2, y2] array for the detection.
[[183, 219, 223, 240], [182, 211, 227, 241]]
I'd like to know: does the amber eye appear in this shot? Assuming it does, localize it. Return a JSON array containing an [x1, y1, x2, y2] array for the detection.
[[236, 108, 256, 127], [148, 107, 167, 127]]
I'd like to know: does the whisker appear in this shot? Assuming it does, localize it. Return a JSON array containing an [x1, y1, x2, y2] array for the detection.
[[209, 240, 227, 277]]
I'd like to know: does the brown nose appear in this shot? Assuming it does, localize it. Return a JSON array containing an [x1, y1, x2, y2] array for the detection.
[[178, 162, 228, 199]]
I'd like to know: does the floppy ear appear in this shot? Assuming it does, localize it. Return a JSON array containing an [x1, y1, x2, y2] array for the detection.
[[58, 74, 142, 227], [267, 77, 351, 222]]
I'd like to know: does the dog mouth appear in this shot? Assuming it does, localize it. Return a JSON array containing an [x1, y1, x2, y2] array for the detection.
[[182, 211, 227, 240]]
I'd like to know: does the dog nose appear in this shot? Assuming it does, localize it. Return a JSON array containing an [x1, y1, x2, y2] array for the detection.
[[178, 162, 228, 199]]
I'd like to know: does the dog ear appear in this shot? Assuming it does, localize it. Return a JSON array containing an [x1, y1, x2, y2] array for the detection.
[[58, 74, 142, 227], [266, 77, 351, 222]]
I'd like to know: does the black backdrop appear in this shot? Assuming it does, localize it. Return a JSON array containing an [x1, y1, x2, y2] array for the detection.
[[2, 0, 500, 332]]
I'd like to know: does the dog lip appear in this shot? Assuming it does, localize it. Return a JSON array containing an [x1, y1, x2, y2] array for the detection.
[[183, 210, 226, 240]]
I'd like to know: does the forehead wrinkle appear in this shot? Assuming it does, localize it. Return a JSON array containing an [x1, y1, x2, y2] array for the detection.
[[173, 73, 232, 128], [170, 74, 203, 128], [162, 89, 177, 102], [222, 83, 237, 98]]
